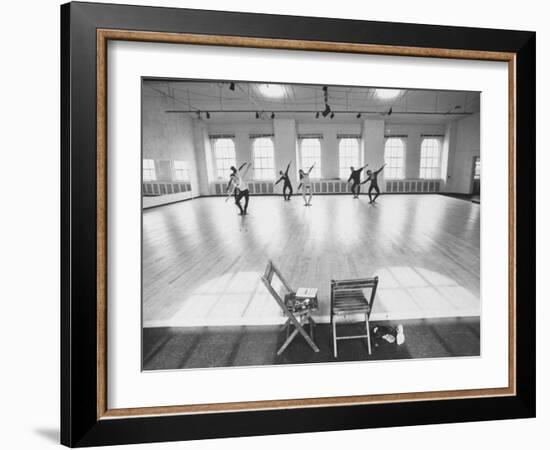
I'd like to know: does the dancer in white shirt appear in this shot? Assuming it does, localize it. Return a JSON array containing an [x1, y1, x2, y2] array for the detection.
[[297, 163, 315, 206], [226, 162, 252, 215]]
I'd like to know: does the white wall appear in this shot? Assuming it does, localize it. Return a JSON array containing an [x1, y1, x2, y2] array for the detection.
[[142, 91, 479, 197], [363, 118, 386, 177], [274, 119, 298, 184], [446, 113, 481, 193], [142, 94, 200, 204], [193, 118, 470, 193]]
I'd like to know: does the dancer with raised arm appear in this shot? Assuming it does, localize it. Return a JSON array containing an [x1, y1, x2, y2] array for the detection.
[[297, 163, 315, 206], [274, 161, 293, 201], [226, 163, 247, 201], [347, 163, 368, 199], [226, 162, 252, 215], [361, 163, 386, 204]]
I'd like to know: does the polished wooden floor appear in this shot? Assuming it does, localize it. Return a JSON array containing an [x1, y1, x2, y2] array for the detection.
[[143, 194, 479, 328]]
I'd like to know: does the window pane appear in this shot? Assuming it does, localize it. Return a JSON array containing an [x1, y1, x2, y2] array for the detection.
[[474, 158, 481, 180], [338, 138, 360, 179], [252, 137, 275, 180], [143, 159, 156, 181], [173, 160, 190, 181], [213, 138, 236, 179], [300, 138, 322, 178], [384, 138, 405, 179], [420, 138, 441, 179]]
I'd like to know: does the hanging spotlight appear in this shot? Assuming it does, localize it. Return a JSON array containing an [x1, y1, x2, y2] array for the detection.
[[206, 112, 211, 119], [322, 103, 331, 118], [315, 112, 320, 119], [271, 112, 275, 119], [388, 107, 393, 116], [330, 112, 335, 119], [356, 113, 362, 118], [229, 82, 235, 91], [255, 111, 260, 119]]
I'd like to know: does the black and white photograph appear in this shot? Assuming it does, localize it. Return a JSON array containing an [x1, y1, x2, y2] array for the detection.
[[0, 0, 543, 447], [141, 79, 481, 370]]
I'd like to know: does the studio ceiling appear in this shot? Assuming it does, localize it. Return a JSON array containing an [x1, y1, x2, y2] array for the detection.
[[143, 79, 480, 124]]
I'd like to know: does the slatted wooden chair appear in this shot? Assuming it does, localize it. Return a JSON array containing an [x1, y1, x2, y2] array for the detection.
[[331, 277, 379, 358], [261, 261, 320, 355]]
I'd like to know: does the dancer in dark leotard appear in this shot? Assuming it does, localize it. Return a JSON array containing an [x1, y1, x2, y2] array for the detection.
[[274, 161, 293, 201], [226, 163, 252, 215], [347, 164, 368, 199], [361, 163, 386, 204]]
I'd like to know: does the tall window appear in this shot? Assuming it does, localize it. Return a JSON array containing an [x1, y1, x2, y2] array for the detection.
[[419, 138, 442, 179], [473, 157, 480, 180], [384, 138, 405, 179], [252, 137, 275, 180], [338, 138, 360, 179], [173, 160, 190, 181], [212, 138, 236, 179], [300, 138, 322, 178], [143, 159, 156, 181]]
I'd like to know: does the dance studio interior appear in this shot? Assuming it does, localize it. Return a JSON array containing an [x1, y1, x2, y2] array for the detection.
[[142, 79, 481, 370]]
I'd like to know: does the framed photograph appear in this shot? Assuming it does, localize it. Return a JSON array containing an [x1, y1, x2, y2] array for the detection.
[[61, 1, 535, 447]]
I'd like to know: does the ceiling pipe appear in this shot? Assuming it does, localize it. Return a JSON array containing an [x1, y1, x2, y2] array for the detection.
[[165, 109, 473, 116]]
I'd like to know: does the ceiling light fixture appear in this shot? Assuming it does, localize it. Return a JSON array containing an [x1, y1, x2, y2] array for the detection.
[[206, 112, 211, 119], [271, 112, 275, 119], [229, 82, 235, 91], [258, 84, 286, 98], [322, 104, 331, 118], [315, 112, 320, 118], [356, 113, 362, 118], [330, 112, 335, 119], [255, 112, 260, 119], [375, 89, 401, 100]]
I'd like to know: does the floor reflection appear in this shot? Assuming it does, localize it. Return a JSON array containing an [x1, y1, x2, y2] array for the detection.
[[142, 195, 480, 327]]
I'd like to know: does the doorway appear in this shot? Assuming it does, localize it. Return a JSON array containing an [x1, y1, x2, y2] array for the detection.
[[471, 156, 480, 203]]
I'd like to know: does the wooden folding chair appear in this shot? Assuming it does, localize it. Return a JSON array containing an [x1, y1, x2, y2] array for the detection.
[[331, 277, 379, 358], [261, 261, 320, 355]]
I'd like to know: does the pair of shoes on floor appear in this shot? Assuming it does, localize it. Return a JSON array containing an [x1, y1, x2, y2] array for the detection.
[[373, 324, 405, 346], [396, 324, 405, 345]]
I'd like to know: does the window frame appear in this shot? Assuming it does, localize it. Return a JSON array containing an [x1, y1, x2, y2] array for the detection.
[[419, 137, 443, 180], [338, 137, 361, 179], [299, 137, 322, 179], [252, 136, 276, 180], [212, 137, 237, 180], [173, 160, 190, 182], [142, 158, 156, 181], [383, 137, 406, 180]]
